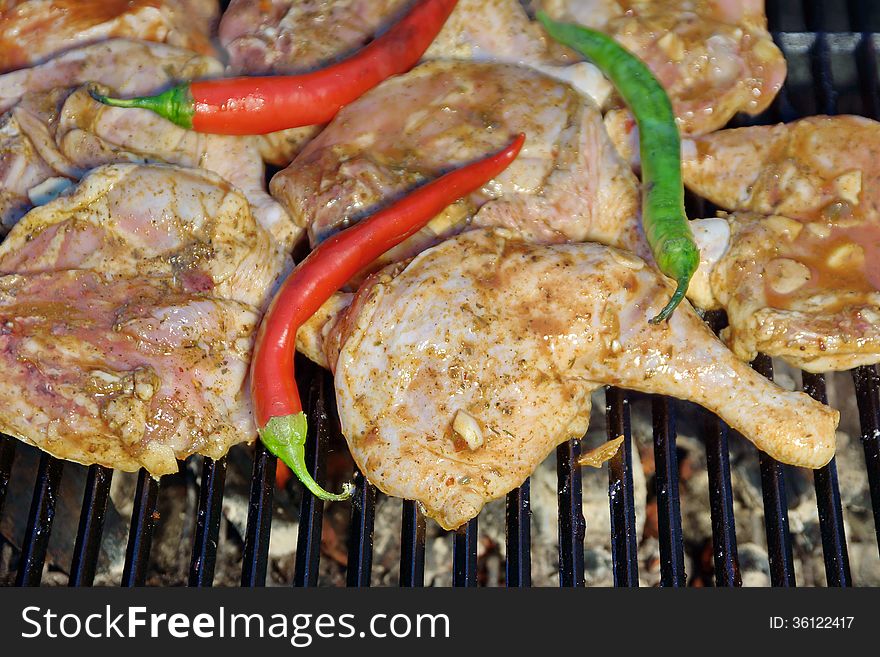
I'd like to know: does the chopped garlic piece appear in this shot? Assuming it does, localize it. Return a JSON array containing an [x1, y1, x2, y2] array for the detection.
[[834, 170, 862, 205], [827, 242, 864, 269], [453, 410, 484, 451], [658, 32, 685, 62], [579, 436, 624, 468], [766, 258, 811, 295], [765, 215, 803, 241]]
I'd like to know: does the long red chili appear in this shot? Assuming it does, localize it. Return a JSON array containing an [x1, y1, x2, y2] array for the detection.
[[252, 134, 526, 500], [89, 0, 458, 135]]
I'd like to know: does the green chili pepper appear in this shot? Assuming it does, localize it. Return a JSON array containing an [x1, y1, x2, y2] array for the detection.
[[538, 12, 699, 323]]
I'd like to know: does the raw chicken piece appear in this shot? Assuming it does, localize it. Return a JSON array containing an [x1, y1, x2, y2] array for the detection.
[[0, 164, 287, 474], [219, 0, 612, 165], [0, 0, 218, 72], [0, 38, 222, 113], [271, 60, 643, 265], [535, 0, 787, 135], [0, 41, 296, 245], [219, 0, 408, 75], [682, 116, 880, 371], [220, 0, 595, 76], [682, 115, 880, 221], [327, 229, 837, 529]]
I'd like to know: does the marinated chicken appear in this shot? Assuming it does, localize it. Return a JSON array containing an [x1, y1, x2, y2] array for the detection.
[[0, 0, 218, 72], [0, 164, 286, 474], [222, 0, 582, 73], [0, 39, 295, 244], [271, 60, 644, 268], [682, 116, 880, 372], [326, 229, 837, 529], [534, 0, 787, 135]]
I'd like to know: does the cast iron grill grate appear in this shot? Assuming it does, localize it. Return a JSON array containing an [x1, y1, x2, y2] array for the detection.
[[1, 0, 879, 588]]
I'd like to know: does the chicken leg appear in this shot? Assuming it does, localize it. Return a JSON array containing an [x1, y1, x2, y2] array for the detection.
[[326, 229, 838, 529]]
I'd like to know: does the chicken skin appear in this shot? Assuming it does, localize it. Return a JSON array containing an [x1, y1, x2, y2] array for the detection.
[[0, 40, 295, 245], [0, 164, 287, 474], [535, 0, 787, 135], [683, 116, 880, 372], [327, 229, 838, 529], [271, 60, 643, 267], [0, 0, 218, 72]]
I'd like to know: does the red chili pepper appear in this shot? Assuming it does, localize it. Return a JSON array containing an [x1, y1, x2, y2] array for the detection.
[[251, 134, 526, 500], [88, 0, 458, 135]]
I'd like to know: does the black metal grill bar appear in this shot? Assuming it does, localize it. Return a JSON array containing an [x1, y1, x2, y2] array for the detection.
[[605, 387, 639, 586], [650, 396, 686, 586], [852, 366, 880, 555], [556, 439, 585, 587], [452, 518, 478, 587], [189, 457, 226, 587], [750, 355, 797, 587], [702, 415, 741, 587], [0, 436, 15, 519], [15, 454, 63, 586], [241, 444, 276, 587], [293, 370, 333, 588], [346, 470, 376, 587], [700, 313, 741, 587], [399, 501, 426, 587], [801, 373, 853, 586], [505, 481, 531, 587], [69, 464, 113, 587], [121, 469, 160, 587]]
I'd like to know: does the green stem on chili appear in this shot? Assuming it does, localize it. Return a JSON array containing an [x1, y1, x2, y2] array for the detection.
[[537, 12, 699, 323], [89, 0, 458, 135], [252, 134, 526, 500]]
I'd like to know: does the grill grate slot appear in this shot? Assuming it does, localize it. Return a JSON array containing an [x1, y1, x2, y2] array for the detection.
[[292, 369, 332, 587], [15, 454, 63, 586], [189, 457, 226, 587], [452, 519, 479, 587], [650, 397, 686, 586], [802, 374, 853, 586], [505, 482, 531, 587], [606, 388, 639, 586], [400, 501, 427, 587], [121, 470, 159, 587], [852, 366, 880, 555], [240, 444, 275, 587], [556, 439, 585, 586], [346, 470, 376, 587], [69, 465, 113, 587], [750, 355, 797, 587], [0, 437, 15, 519]]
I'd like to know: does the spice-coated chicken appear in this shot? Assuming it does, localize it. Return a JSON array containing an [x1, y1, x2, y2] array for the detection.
[[0, 39, 295, 245], [534, 0, 787, 135], [0, 164, 287, 474], [0, 0, 218, 72], [271, 60, 644, 268], [682, 116, 880, 372], [325, 229, 838, 529]]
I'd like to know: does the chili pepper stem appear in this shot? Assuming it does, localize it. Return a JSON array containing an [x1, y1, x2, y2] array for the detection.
[[259, 412, 354, 501], [649, 277, 690, 325], [89, 83, 195, 129]]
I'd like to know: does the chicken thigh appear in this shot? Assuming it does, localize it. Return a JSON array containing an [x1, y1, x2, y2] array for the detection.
[[0, 164, 287, 474], [534, 0, 786, 135], [682, 116, 880, 371], [271, 60, 643, 266], [0, 40, 295, 244], [0, 0, 218, 72], [328, 229, 838, 529]]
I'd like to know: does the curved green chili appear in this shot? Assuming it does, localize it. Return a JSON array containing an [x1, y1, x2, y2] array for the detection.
[[538, 12, 699, 323]]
